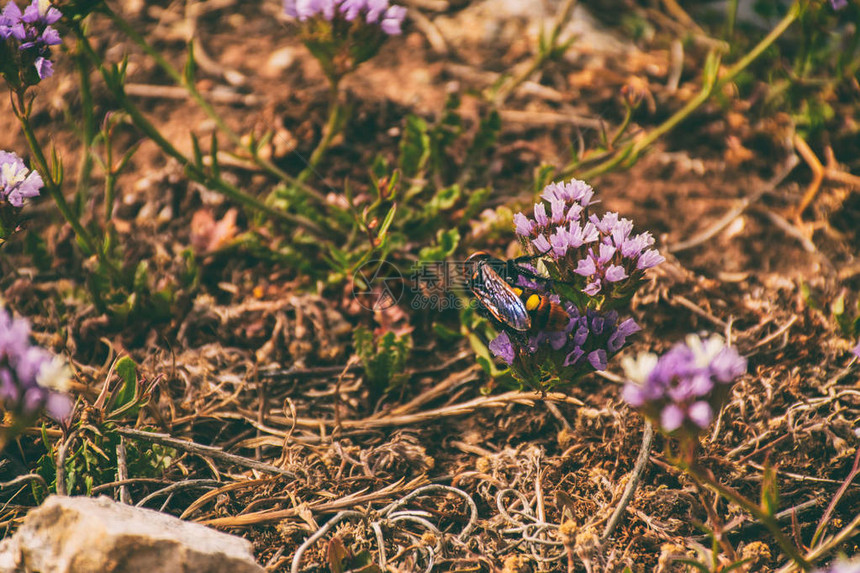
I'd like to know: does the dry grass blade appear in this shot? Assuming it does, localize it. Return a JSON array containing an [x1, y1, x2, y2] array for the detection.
[[201, 476, 428, 527], [116, 428, 295, 477]]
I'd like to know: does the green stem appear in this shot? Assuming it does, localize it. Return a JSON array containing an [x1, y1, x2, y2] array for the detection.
[[101, 5, 327, 204], [13, 92, 123, 282], [491, 0, 578, 105], [298, 83, 342, 183], [569, 1, 801, 180], [683, 462, 813, 570], [73, 39, 96, 214], [73, 28, 328, 239]]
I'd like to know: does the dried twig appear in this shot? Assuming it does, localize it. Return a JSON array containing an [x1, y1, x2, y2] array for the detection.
[[669, 154, 799, 253], [289, 484, 479, 573], [268, 391, 584, 431], [0, 474, 48, 491], [601, 422, 654, 543], [793, 134, 860, 219], [115, 428, 296, 477]]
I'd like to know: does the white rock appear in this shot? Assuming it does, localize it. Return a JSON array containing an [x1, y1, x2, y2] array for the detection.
[[0, 495, 264, 573]]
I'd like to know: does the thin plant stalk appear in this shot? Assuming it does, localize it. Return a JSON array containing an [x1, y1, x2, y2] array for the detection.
[[298, 82, 342, 183], [570, 1, 802, 180], [73, 38, 96, 214], [72, 27, 328, 239], [681, 460, 813, 571], [100, 5, 327, 204], [491, 0, 578, 105], [11, 91, 122, 283]]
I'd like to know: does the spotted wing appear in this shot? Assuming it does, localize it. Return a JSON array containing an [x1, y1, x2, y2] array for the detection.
[[472, 265, 531, 332]]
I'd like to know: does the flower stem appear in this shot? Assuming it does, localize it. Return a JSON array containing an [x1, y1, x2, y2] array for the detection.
[[491, 0, 578, 105], [12, 91, 123, 283], [73, 38, 96, 214], [600, 421, 653, 542], [570, 0, 801, 180], [72, 27, 328, 239], [100, 5, 327, 204], [298, 83, 343, 183], [682, 461, 813, 570]]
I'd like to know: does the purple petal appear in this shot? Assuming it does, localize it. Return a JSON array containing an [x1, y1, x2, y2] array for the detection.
[[583, 280, 601, 296], [532, 233, 551, 254], [513, 212, 534, 236], [563, 346, 584, 367], [45, 391, 73, 421], [550, 197, 566, 223], [380, 5, 406, 34], [587, 349, 607, 370], [605, 265, 628, 283], [39, 26, 60, 45], [34, 56, 53, 79], [688, 401, 713, 429], [574, 256, 596, 277], [597, 242, 616, 264], [621, 383, 645, 407], [534, 203, 548, 227], [489, 331, 515, 365], [661, 404, 685, 432], [637, 249, 665, 270], [549, 228, 569, 258]]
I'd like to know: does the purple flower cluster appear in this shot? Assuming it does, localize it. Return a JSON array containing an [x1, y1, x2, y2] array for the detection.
[[0, 0, 62, 82], [284, 0, 406, 35], [852, 341, 860, 359], [622, 334, 747, 435], [514, 179, 664, 302], [813, 557, 860, 573], [1, 150, 43, 207], [0, 305, 73, 422], [488, 294, 641, 382]]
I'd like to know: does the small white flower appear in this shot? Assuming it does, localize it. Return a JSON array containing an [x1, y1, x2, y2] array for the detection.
[[686, 334, 725, 369], [36, 355, 71, 392], [621, 352, 658, 384]]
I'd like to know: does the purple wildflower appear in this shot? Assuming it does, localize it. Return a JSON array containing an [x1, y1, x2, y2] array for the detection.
[[0, 0, 62, 81], [830, 0, 848, 10], [622, 334, 746, 436], [21, 0, 61, 25], [0, 1, 23, 39], [488, 300, 641, 388], [514, 179, 664, 307], [1, 150, 43, 207], [284, 0, 405, 34], [852, 341, 860, 359], [0, 306, 73, 422]]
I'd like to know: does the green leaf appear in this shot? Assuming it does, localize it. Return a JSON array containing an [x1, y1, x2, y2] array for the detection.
[[462, 186, 491, 221], [418, 229, 460, 261], [354, 327, 412, 395], [183, 41, 197, 87], [425, 184, 460, 216], [760, 464, 780, 517], [378, 203, 397, 241], [113, 356, 137, 410], [190, 133, 204, 170], [533, 164, 557, 193], [399, 115, 430, 179], [209, 133, 220, 180]]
